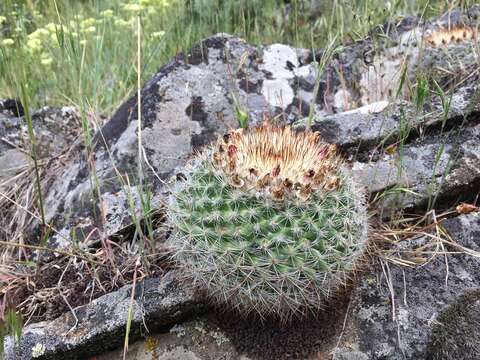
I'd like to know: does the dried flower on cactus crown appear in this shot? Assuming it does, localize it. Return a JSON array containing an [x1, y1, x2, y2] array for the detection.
[[424, 26, 474, 47], [211, 122, 342, 201]]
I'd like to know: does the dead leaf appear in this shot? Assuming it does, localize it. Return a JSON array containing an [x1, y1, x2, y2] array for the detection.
[[456, 203, 478, 214], [385, 143, 398, 155]]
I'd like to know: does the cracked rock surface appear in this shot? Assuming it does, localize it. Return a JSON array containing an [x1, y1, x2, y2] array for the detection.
[[347, 212, 480, 360]]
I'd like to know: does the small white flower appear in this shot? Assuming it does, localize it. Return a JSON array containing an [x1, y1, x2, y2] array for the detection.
[[31, 343, 46, 358]]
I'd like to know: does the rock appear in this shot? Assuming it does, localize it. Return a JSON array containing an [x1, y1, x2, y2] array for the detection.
[[260, 44, 297, 107], [0, 105, 81, 243], [0, 105, 80, 186], [0, 105, 79, 161], [353, 121, 480, 213], [343, 212, 480, 359], [332, 348, 369, 360], [99, 296, 351, 360], [426, 289, 480, 360], [307, 82, 480, 154], [4, 271, 204, 360], [0, 99, 24, 117], [96, 318, 241, 360], [0, 148, 28, 183]]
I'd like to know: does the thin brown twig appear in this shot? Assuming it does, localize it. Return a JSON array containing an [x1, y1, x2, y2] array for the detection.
[[57, 258, 79, 333]]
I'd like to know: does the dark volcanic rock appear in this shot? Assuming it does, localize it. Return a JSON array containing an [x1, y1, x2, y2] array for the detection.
[[345, 213, 480, 360], [4, 272, 203, 360], [426, 289, 480, 360], [17, 27, 480, 252]]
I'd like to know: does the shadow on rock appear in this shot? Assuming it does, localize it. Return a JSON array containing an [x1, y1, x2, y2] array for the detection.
[[210, 295, 351, 360]]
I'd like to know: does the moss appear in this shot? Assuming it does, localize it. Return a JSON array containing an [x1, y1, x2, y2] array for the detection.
[[426, 289, 480, 360]]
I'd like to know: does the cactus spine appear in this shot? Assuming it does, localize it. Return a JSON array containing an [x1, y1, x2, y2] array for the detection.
[[167, 122, 368, 320]]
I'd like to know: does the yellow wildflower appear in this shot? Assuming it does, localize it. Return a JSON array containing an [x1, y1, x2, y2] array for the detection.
[[101, 9, 114, 18], [45, 22, 58, 33], [151, 31, 165, 38], [1, 39, 15, 46], [40, 55, 53, 66], [148, 0, 169, 6], [50, 33, 61, 45], [123, 4, 143, 14], [29, 28, 49, 40], [26, 38, 42, 52], [83, 26, 96, 34], [80, 18, 96, 28], [114, 18, 134, 27]]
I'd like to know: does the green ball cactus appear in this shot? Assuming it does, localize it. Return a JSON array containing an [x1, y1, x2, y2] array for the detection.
[[167, 122, 368, 320]]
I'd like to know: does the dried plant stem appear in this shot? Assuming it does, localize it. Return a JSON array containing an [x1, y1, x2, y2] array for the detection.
[[19, 82, 46, 227], [0, 241, 105, 267]]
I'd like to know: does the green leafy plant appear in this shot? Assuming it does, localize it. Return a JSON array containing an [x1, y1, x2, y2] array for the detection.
[[167, 123, 369, 320]]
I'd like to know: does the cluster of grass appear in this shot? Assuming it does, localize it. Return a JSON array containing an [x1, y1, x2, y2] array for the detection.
[[0, 0, 449, 119], [0, 0, 171, 117]]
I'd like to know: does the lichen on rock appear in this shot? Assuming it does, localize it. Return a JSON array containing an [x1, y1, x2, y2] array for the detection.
[[426, 289, 480, 360]]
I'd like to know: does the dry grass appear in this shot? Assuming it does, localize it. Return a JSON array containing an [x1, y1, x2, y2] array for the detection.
[[1, 234, 168, 326], [373, 209, 480, 268], [0, 148, 169, 327]]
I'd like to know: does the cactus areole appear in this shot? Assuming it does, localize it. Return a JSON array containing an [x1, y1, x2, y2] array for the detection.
[[167, 122, 368, 320]]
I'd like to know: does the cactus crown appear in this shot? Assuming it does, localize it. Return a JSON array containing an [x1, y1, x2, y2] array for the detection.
[[168, 122, 368, 320], [211, 124, 341, 200], [424, 26, 474, 47]]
